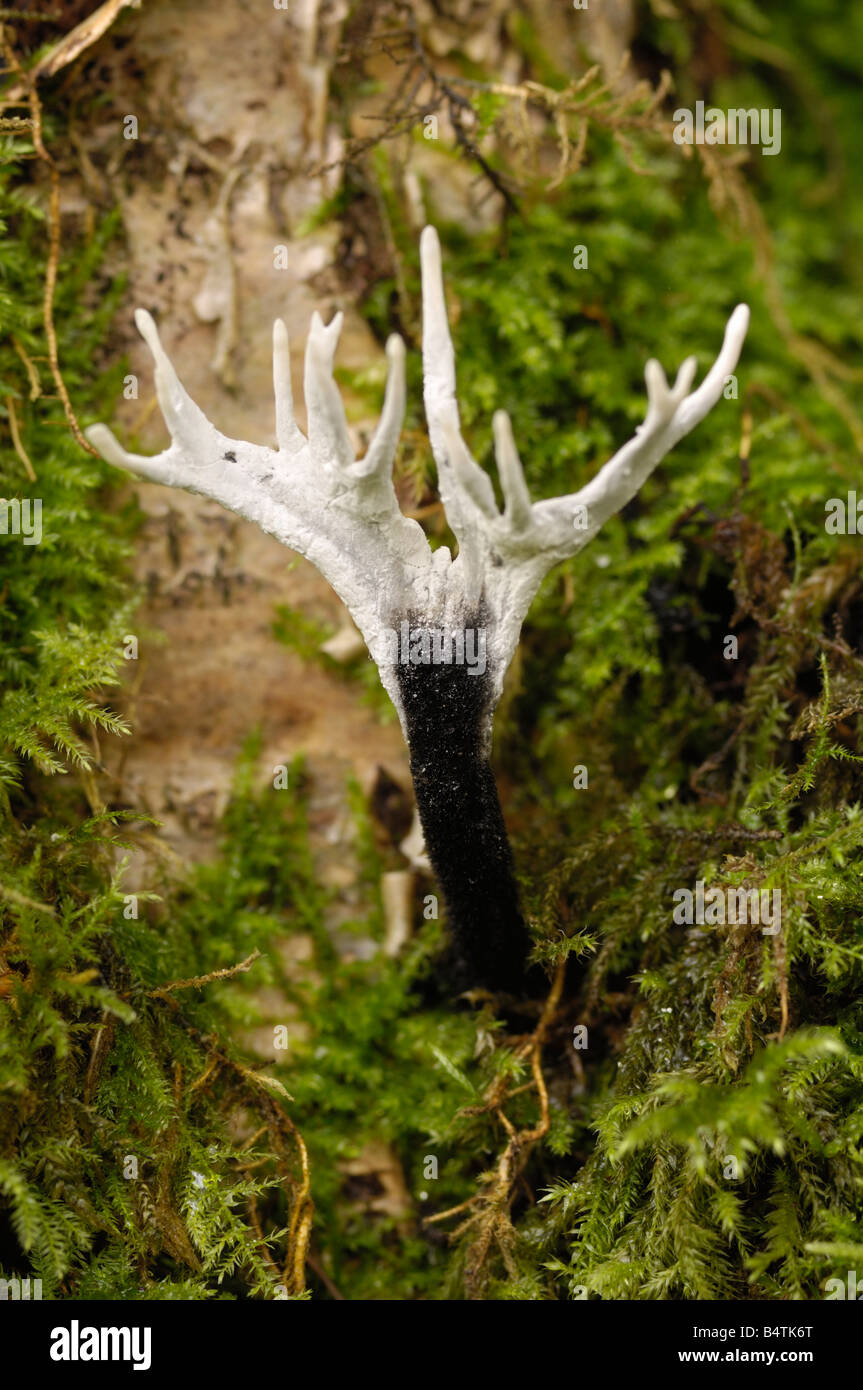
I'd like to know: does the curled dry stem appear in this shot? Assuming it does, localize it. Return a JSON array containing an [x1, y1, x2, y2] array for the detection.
[[424, 959, 566, 1297], [0, 23, 97, 455]]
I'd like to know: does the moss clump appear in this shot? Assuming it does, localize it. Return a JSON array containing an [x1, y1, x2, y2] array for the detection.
[[4, 1, 863, 1301]]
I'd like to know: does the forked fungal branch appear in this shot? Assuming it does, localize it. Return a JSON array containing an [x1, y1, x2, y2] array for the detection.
[[87, 227, 749, 990]]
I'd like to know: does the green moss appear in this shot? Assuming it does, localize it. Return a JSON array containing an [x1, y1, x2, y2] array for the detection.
[[4, 0, 863, 1302]]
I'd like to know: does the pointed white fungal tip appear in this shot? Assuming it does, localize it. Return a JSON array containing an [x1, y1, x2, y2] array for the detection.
[[83, 229, 751, 735], [420, 224, 440, 258], [84, 423, 119, 457], [492, 409, 514, 459], [85, 423, 153, 479], [644, 358, 667, 399], [308, 309, 343, 364], [133, 307, 159, 354], [674, 355, 698, 397]]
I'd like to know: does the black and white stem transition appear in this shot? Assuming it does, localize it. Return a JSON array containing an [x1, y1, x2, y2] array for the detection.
[[87, 228, 749, 993]]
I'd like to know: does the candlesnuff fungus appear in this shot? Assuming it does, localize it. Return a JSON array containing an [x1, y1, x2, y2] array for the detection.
[[86, 227, 749, 992]]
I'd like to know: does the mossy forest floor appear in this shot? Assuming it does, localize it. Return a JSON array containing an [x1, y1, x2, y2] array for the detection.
[[2, 0, 863, 1301]]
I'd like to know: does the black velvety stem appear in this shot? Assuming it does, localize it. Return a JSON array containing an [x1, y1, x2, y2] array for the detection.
[[394, 621, 530, 992]]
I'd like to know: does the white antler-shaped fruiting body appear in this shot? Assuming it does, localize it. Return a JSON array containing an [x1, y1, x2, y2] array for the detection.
[[86, 228, 749, 740], [418, 227, 750, 714], [87, 306, 439, 724]]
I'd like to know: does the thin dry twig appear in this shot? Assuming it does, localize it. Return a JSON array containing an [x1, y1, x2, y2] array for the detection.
[[148, 948, 262, 999], [12, 335, 42, 400], [6, 394, 36, 478], [0, 0, 140, 106], [0, 25, 98, 454], [424, 960, 566, 1297]]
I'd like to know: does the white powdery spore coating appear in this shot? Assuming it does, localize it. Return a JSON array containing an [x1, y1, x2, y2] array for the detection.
[[86, 227, 749, 737]]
